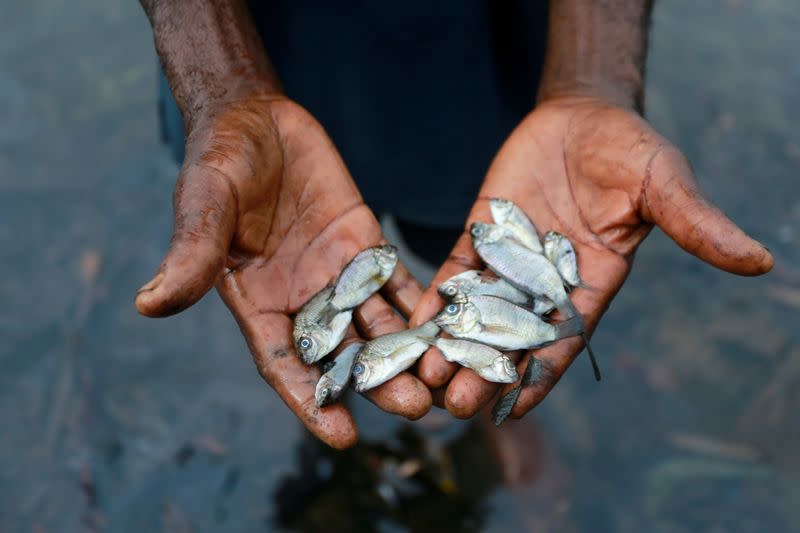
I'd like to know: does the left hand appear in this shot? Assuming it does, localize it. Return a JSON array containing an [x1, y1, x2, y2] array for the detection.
[[409, 95, 773, 419]]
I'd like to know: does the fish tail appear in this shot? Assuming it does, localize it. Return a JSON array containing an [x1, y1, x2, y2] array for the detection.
[[414, 321, 441, 344], [582, 333, 602, 381], [555, 315, 584, 340], [556, 297, 579, 320], [317, 302, 341, 324]]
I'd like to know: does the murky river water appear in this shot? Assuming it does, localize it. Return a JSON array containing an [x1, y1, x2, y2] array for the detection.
[[1, 1, 798, 531]]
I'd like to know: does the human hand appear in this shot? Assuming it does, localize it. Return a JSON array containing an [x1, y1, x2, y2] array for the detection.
[[135, 95, 430, 448], [410, 95, 773, 419]]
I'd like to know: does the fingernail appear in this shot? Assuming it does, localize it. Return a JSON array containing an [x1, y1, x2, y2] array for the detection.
[[137, 271, 165, 294]]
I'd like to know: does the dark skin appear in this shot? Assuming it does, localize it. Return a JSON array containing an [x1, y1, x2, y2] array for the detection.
[[137, 1, 429, 449], [410, 0, 772, 418], [137, 0, 773, 446]]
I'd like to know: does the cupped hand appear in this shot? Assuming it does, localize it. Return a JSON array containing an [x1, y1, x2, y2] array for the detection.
[[411, 96, 773, 419], [135, 95, 430, 448]]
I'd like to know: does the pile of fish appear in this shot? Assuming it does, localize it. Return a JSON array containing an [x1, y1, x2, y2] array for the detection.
[[292, 198, 599, 425], [435, 198, 600, 424], [293, 244, 441, 407]]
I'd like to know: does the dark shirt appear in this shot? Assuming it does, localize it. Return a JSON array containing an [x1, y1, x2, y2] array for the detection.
[[159, 1, 548, 229]]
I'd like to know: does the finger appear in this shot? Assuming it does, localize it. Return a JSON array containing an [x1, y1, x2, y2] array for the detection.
[[503, 279, 613, 419], [445, 352, 522, 419], [136, 164, 236, 317], [380, 260, 424, 319], [409, 232, 482, 388], [353, 294, 432, 420], [228, 310, 359, 450], [641, 147, 773, 276]]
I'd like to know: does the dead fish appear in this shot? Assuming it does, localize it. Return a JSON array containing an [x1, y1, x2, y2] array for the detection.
[[293, 286, 353, 364], [438, 270, 530, 306], [470, 222, 577, 319], [543, 230, 583, 289], [330, 245, 398, 311], [352, 322, 440, 392], [433, 338, 518, 383], [438, 270, 556, 315], [315, 342, 363, 407], [471, 222, 601, 380], [489, 198, 542, 253], [433, 295, 582, 351]]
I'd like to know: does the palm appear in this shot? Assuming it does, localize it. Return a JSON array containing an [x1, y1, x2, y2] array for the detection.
[[137, 98, 428, 448], [411, 96, 772, 419]]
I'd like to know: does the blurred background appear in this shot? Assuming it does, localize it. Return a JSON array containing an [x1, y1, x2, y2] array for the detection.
[[1, 0, 798, 531]]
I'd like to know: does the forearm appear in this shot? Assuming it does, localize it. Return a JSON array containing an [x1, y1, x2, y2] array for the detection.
[[140, 0, 281, 128], [538, 0, 654, 112]]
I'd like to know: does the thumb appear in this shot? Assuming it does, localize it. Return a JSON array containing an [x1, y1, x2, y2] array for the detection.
[[641, 147, 773, 276], [136, 164, 236, 317]]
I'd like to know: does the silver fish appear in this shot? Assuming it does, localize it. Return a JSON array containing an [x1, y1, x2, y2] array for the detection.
[[352, 321, 440, 392], [433, 295, 582, 351], [315, 342, 363, 407], [438, 270, 555, 315], [433, 338, 519, 383], [438, 270, 529, 306], [489, 198, 542, 253], [470, 222, 578, 321], [543, 231, 582, 289], [330, 245, 398, 311], [294, 286, 353, 364]]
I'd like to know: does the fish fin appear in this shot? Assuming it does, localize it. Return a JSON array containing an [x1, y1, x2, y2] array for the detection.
[[491, 386, 521, 426], [491, 356, 543, 425], [317, 302, 341, 324], [556, 298, 579, 320], [581, 333, 602, 381], [555, 315, 584, 340]]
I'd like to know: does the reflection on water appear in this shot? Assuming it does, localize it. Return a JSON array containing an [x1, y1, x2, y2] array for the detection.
[[0, 0, 798, 531]]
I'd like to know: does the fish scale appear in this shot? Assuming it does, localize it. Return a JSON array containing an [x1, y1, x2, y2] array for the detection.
[[329, 246, 397, 311], [352, 322, 439, 392], [476, 237, 576, 318], [470, 295, 560, 349]]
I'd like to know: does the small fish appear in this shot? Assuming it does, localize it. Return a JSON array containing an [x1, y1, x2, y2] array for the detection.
[[489, 198, 542, 253], [438, 270, 556, 315], [470, 222, 577, 320], [471, 222, 601, 380], [330, 245, 398, 311], [438, 270, 529, 306], [543, 231, 582, 289], [434, 338, 518, 383], [315, 342, 363, 407], [433, 295, 582, 351], [352, 322, 440, 392], [293, 286, 353, 364]]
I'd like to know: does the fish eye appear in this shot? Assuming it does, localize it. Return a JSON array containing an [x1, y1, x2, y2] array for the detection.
[[320, 389, 329, 397], [446, 304, 459, 314], [470, 225, 483, 237], [299, 337, 312, 350], [445, 286, 457, 296], [353, 363, 364, 376]]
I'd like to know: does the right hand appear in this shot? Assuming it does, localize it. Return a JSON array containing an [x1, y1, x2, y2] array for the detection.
[[135, 94, 430, 449]]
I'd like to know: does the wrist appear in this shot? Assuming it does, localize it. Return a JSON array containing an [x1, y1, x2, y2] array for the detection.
[[537, 0, 653, 113], [145, 0, 282, 129]]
